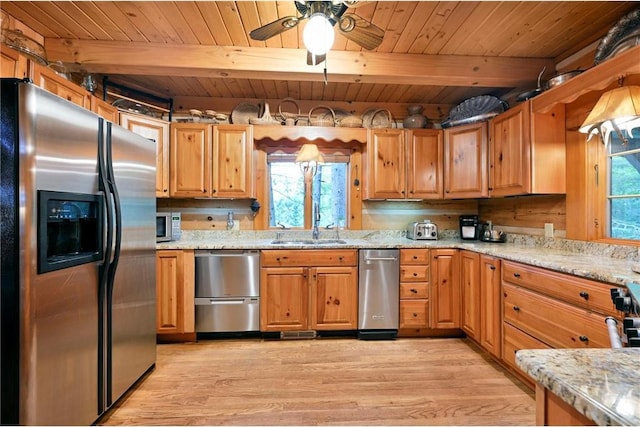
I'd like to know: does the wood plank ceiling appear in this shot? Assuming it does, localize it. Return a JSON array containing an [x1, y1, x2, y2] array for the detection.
[[1, 1, 637, 117]]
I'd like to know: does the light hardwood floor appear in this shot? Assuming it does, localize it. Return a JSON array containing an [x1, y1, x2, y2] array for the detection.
[[100, 338, 535, 426]]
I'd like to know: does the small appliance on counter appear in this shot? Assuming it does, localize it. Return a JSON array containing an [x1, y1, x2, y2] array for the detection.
[[479, 221, 506, 243], [406, 220, 438, 240], [459, 215, 480, 240]]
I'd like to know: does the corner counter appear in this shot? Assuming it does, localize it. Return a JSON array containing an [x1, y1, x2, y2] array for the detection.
[[516, 348, 640, 426]]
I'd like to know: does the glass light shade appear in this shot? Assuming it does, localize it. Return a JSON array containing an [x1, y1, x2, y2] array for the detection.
[[303, 14, 335, 56], [579, 86, 640, 141], [295, 143, 325, 166]]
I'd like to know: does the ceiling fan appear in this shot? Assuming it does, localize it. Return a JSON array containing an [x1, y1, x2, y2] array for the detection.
[[249, 1, 384, 65]]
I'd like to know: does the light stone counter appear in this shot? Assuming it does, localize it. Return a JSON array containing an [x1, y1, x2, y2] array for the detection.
[[516, 348, 640, 426], [158, 229, 640, 287]]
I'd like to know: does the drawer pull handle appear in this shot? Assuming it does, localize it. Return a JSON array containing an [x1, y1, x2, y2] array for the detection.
[[338, 256, 343, 261], [489, 265, 496, 270], [413, 273, 418, 277], [512, 305, 520, 311], [579, 335, 589, 342], [410, 288, 418, 294], [413, 313, 418, 317], [513, 273, 521, 278], [579, 291, 589, 300], [413, 256, 418, 260]]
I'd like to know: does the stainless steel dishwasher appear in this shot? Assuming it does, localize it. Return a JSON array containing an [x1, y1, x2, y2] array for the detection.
[[358, 249, 399, 340], [195, 250, 260, 333]]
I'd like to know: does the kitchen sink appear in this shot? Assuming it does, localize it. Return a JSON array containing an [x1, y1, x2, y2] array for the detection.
[[270, 239, 348, 246]]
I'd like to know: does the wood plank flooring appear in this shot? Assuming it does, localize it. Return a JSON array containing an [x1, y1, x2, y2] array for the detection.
[[99, 338, 535, 426]]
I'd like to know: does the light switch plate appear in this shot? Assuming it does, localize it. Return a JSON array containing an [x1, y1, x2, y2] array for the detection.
[[544, 223, 554, 238]]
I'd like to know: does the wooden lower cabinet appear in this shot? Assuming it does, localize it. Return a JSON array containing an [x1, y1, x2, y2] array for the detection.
[[156, 250, 195, 336], [479, 255, 501, 357], [461, 250, 480, 338], [260, 250, 358, 333], [399, 249, 430, 336], [501, 260, 621, 388], [431, 249, 461, 329], [536, 384, 595, 426]]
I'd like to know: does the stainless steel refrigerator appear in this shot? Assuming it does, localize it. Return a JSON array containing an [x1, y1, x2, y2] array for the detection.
[[1, 79, 157, 425]]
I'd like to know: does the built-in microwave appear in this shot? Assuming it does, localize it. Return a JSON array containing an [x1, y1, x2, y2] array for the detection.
[[156, 212, 181, 242]]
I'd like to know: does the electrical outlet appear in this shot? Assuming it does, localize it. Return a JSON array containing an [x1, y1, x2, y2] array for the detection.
[[544, 223, 554, 238]]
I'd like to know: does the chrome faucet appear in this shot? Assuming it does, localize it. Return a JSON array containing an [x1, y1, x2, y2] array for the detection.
[[226, 211, 234, 230], [312, 202, 320, 240]]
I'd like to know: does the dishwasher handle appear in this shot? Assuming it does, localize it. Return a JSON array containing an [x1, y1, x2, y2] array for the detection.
[[364, 257, 398, 262], [195, 297, 259, 305], [195, 250, 259, 257]]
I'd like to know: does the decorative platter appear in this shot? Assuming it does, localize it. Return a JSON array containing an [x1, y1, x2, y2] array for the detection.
[[594, 7, 640, 64]]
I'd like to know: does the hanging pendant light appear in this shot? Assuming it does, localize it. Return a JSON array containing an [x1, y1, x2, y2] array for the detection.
[[295, 143, 325, 176], [579, 79, 640, 145]]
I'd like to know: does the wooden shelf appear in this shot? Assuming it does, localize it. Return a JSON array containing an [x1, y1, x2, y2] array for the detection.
[[531, 45, 640, 113], [252, 125, 367, 144]]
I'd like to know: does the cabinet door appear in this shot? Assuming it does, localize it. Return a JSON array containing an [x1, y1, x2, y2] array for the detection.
[[91, 96, 118, 122], [212, 125, 253, 198], [460, 250, 480, 339], [489, 103, 531, 196], [365, 128, 405, 199], [443, 122, 488, 198], [260, 267, 309, 332], [479, 255, 501, 357], [430, 249, 461, 328], [406, 129, 443, 199], [156, 250, 195, 334], [31, 62, 89, 108], [121, 113, 170, 198], [311, 266, 358, 330], [1, 45, 28, 78], [170, 123, 211, 197]]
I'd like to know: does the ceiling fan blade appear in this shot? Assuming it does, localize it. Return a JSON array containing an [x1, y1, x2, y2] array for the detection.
[[337, 13, 384, 50], [307, 51, 326, 66], [249, 16, 301, 41]]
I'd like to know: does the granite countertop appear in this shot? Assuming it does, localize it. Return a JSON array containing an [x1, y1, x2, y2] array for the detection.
[[516, 348, 640, 426], [158, 230, 640, 287]]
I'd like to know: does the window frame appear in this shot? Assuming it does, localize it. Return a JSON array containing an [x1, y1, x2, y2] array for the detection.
[[254, 142, 363, 231]]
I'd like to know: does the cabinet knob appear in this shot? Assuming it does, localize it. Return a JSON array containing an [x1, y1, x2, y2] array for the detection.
[[202, 189, 207, 193], [512, 305, 520, 311], [579, 291, 589, 300], [413, 272, 418, 277], [338, 256, 343, 261], [410, 288, 418, 294], [412, 313, 418, 317], [489, 265, 496, 270], [513, 272, 521, 278], [212, 189, 217, 193], [276, 257, 281, 261], [163, 188, 168, 192], [413, 256, 418, 260], [579, 335, 589, 342]]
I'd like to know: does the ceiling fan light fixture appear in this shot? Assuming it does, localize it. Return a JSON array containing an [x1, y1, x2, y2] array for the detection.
[[303, 13, 335, 56]]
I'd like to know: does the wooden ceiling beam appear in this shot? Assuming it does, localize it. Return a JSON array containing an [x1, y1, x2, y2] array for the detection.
[[46, 39, 555, 88]]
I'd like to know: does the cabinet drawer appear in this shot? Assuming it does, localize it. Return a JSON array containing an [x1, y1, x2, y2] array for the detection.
[[502, 261, 618, 315], [502, 322, 551, 385], [400, 265, 429, 282], [400, 249, 430, 265], [400, 300, 429, 328], [503, 283, 611, 349], [261, 250, 357, 267], [400, 282, 429, 299]]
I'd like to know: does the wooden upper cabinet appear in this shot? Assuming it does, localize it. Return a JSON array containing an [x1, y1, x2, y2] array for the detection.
[[91, 96, 118, 122], [170, 123, 211, 197], [170, 123, 253, 199], [489, 100, 565, 196], [406, 129, 444, 199], [212, 124, 254, 198], [365, 128, 405, 199], [31, 62, 89, 109], [489, 103, 531, 196], [0, 45, 28, 78], [121, 113, 170, 198], [443, 122, 488, 198]]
